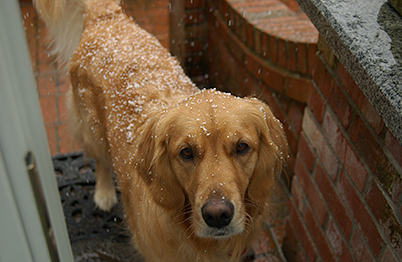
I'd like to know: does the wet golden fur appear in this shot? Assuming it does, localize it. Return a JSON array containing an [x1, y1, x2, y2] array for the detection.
[[34, 0, 288, 261]]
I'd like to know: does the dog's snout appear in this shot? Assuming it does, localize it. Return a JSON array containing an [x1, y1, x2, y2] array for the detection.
[[201, 200, 234, 228]]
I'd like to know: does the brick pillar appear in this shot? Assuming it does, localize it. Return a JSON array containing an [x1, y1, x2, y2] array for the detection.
[[169, 0, 208, 85], [169, 0, 186, 66]]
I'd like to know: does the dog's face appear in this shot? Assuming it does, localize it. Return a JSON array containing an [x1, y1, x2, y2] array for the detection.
[[137, 89, 287, 239]]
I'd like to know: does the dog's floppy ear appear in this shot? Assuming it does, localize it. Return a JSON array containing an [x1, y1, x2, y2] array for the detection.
[[246, 98, 288, 203], [137, 113, 185, 210]]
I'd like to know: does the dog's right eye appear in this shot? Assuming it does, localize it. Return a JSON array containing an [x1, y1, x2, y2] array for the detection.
[[236, 142, 249, 154], [180, 147, 193, 160]]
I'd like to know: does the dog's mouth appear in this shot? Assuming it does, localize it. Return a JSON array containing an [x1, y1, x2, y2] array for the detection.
[[201, 225, 240, 239]]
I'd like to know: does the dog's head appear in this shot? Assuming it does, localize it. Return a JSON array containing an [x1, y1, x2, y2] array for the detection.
[[137, 89, 287, 239]]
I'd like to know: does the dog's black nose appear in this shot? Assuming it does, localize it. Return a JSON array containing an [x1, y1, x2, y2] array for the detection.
[[201, 200, 234, 228]]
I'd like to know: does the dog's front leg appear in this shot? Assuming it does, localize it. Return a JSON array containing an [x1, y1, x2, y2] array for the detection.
[[94, 161, 117, 211]]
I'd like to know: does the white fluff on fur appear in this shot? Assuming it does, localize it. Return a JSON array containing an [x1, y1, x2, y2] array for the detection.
[[34, 0, 88, 64]]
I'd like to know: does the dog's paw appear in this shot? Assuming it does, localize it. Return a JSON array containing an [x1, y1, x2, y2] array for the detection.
[[94, 187, 118, 212]]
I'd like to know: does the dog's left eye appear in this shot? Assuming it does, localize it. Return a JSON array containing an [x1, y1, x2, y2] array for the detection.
[[180, 147, 193, 160], [236, 142, 249, 154]]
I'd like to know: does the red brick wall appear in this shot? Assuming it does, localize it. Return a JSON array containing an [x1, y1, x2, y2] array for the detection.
[[283, 37, 402, 261], [169, 0, 402, 261]]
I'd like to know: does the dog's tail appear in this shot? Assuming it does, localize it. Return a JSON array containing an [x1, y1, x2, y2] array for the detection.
[[34, 0, 87, 64]]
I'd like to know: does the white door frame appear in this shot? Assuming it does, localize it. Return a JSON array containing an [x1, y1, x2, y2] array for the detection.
[[0, 1, 73, 261]]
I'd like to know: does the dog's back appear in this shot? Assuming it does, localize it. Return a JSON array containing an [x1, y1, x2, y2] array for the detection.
[[34, 0, 199, 213]]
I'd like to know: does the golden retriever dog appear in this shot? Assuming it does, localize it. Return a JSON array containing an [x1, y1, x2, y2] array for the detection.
[[34, 0, 288, 260]]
